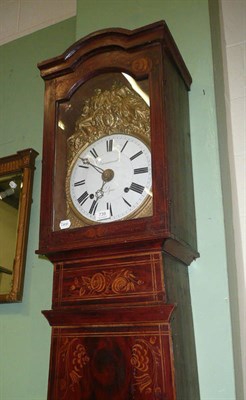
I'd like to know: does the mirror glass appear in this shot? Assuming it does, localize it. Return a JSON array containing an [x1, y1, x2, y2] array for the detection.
[[0, 149, 38, 303], [0, 173, 22, 295]]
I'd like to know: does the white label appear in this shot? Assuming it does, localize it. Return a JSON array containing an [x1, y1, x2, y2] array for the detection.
[[95, 210, 111, 221], [59, 219, 71, 230], [9, 180, 17, 189]]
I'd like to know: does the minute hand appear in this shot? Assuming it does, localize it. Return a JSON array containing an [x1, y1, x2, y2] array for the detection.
[[80, 158, 104, 174]]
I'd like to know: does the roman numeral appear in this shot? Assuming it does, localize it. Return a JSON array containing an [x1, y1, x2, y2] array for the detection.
[[134, 167, 149, 174], [130, 182, 145, 194], [121, 141, 128, 153], [89, 200, 98, 215], [77, 191, 89, 205], [79, 158, 89, 168], [107, 202, 113, 216], [130, 150, 143, 161], [122, 197, 131, 207], [106, 139, 113, 152], [74, 179, 85, 186], [90, 148, 98, 158]]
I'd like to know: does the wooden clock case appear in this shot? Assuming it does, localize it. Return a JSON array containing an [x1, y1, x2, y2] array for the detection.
[[37, 21, 200, 400]]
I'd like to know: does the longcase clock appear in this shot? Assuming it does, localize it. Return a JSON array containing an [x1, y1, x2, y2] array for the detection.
[[37, 21, 200, 400]]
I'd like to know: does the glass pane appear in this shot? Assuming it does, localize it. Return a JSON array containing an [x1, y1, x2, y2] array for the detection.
[[0, 174, 22, 294], [53, 72, 152, 231]]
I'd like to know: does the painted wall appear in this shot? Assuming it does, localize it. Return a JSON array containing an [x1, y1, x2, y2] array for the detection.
[[209, 0, 245, 398], [0, 18, 75, 400], [0, 1, 238, 399], [219, 1, 246, 396], [76, 1, 236, 399]]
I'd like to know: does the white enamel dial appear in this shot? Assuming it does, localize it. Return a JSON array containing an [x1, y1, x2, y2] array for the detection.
[[68, 133, 152, 224]]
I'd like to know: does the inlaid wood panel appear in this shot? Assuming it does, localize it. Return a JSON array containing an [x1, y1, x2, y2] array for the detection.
[[48, 323, 176, 400], [52, 251, 165, 308]]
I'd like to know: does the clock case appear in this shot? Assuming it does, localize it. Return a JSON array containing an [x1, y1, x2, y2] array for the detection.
[[37, 21, 200, 400], [37, 20, 198, 265]]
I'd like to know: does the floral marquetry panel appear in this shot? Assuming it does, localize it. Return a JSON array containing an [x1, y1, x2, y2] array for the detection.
[[47, 324, 175, 400], [52, 251, 165, 307]]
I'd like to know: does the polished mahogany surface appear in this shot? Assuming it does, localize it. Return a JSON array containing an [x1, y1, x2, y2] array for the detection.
[[37, 21, 200, 400], [37, 21, 197, 261]]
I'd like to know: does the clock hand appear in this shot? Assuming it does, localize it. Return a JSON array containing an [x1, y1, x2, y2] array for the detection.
[[95, 180, 106, 200], [95, 168, 115, 200], [80, 158, 104, 174]]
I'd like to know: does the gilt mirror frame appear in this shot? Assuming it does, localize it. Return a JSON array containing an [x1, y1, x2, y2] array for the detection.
[[0, 149, 38, 303]]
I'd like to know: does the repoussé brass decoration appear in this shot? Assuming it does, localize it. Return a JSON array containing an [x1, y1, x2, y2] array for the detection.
[[67, 82, 150, 165]]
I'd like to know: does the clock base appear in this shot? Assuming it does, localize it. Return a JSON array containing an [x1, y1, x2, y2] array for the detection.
[[43, 245, 200, 400]]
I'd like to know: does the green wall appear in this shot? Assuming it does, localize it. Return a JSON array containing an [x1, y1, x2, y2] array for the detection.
[[76, 1, 236, 399], [0, 18, 76, 400], [0, 1, 237, 399]]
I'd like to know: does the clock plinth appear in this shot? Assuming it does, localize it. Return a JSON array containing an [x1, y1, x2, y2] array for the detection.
[[37, 21, 200, 400]]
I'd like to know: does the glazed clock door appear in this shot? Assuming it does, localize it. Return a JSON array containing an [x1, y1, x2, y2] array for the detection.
[[53, 71, 153, 234]]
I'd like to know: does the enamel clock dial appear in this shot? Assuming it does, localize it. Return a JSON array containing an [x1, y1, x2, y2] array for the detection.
[[67, 133, 152, 224]]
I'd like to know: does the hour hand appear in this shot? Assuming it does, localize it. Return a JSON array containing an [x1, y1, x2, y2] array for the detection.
[[80, 158, 104, 174]]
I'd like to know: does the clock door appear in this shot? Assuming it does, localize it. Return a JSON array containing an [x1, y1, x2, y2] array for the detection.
[[53, 72, 153, 231]]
